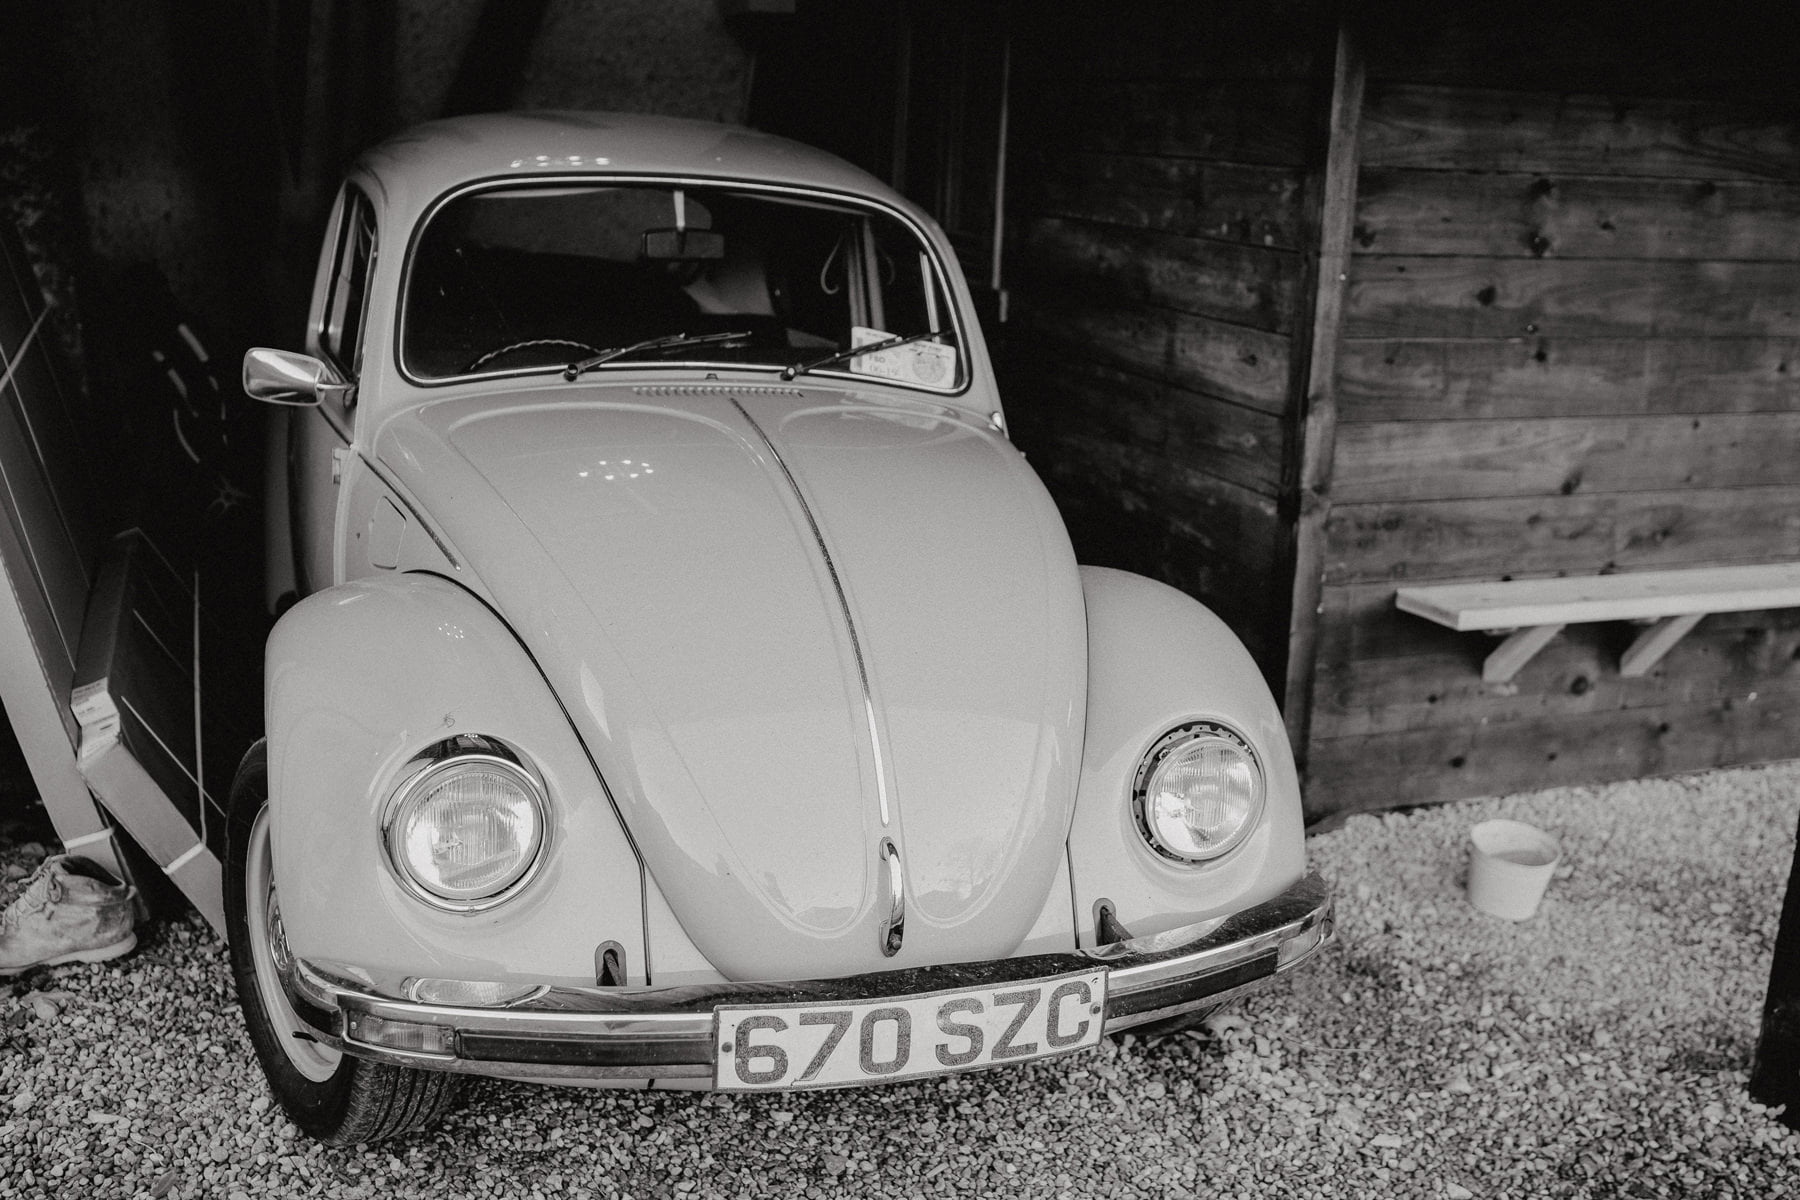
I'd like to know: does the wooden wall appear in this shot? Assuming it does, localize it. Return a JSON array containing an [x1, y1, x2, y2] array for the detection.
[[1001, 2, 1332, 676], [777, 1, 1800, 819], [1299, 16, 1800, 818]]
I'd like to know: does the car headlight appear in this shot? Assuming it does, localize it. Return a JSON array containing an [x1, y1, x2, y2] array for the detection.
[[1131, 722, 1264, 863], [382, 748, 548, 910]]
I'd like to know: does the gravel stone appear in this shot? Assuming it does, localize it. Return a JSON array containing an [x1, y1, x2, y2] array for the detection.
[[3, 762, 1800, 1196]]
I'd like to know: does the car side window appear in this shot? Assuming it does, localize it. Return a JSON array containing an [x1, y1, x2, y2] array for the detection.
[[319, 188, 377, 378]]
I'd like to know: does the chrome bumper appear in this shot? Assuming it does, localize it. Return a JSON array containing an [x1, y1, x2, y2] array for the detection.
[[283, 872, 1333, 1083]]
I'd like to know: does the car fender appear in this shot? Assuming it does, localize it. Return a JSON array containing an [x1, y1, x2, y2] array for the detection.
[[1069, 566, 1306, 944], [264, 571, 646, 993]]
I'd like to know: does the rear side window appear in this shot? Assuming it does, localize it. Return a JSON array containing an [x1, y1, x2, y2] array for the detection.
[[319, 188, 377, 377]]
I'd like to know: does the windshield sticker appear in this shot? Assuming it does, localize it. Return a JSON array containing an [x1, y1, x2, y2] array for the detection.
[[848, 326, 956, 387]]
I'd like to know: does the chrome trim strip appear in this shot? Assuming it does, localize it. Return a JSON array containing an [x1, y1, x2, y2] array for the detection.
[[633, 385, 805, 397], [282, 873, 1332, 1080], [730, 398, 894, 827]]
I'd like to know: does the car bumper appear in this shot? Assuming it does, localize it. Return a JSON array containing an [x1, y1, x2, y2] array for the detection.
[[282, 871, 1333, 1085]]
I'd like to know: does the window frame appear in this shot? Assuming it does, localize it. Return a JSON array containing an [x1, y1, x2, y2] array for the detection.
[[317, 185, 378, 381], [392, 174, 973, 399]]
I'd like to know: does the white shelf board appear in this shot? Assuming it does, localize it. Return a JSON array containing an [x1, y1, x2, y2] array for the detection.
[[1396, 563, 1800, 632]]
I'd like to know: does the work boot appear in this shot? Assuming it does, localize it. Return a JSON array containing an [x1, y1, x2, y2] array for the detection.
[[0, 854, 138, 977]]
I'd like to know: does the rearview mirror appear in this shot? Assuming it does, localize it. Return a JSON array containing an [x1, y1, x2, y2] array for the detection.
[[243, 347, 354, 408], [641, 228, 725, 262]]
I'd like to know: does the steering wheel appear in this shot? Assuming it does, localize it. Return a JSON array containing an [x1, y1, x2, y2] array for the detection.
[[465, 338, 600, 373]]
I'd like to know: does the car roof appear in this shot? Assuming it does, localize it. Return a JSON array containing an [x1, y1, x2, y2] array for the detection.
[[354, 111, 902, 228]]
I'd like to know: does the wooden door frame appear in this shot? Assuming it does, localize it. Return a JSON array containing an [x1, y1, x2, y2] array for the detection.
[[1280, 17, 1366, 768]]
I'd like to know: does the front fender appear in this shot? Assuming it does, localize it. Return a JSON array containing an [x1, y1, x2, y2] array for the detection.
[[265, 573, 645, 993], [1069, 567, 1306, 943]]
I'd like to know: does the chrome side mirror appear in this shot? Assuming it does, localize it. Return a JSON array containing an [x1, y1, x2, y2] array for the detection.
[[242, 347, 355, 408]]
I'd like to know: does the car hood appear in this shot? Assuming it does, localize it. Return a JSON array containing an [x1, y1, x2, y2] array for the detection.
[[375, 383, 1086, 980]]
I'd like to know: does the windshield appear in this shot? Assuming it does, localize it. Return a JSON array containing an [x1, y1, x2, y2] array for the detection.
[[402, 182, 964, 389]]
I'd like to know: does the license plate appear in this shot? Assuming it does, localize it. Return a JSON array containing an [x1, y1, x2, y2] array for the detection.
[[713, 969, 1108, 1090]]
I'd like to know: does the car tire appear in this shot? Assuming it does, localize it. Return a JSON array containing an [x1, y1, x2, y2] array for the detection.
[[226, 740, 462, 1144]]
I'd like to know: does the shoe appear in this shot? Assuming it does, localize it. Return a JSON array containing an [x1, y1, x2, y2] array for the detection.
[[0, 854, 138, 977]]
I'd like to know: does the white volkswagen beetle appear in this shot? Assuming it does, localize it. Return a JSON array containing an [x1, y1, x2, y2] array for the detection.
[[231, 111, 1333, 1143]]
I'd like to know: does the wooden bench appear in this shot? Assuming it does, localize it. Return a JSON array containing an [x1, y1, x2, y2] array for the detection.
[[1396, 563, 1800, 683]]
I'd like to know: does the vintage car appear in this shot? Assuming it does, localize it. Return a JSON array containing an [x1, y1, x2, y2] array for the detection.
[[230, 111, 1334, 1143]]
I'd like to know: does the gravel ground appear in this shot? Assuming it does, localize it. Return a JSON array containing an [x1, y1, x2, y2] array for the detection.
[[4, 763, 1800, 1199]]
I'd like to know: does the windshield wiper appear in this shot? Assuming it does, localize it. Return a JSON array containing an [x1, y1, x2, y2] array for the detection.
[[780, 329, 947, 381], [563, 330, 753, 382]]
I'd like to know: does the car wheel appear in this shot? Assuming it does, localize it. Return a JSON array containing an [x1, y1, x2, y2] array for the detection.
[[226, 740, 461, 1144]]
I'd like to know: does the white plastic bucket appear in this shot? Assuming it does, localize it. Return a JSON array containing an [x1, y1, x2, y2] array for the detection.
[[1466, 819, 1561, 921]]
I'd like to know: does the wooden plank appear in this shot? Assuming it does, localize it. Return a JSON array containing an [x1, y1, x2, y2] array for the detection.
[[1360, 6, 1796, 106], [1338, 337, 1800, 422], [1160, 386, 1288, 502], [0, 390, 87, 675], [1309, 608, 1800, 740], [1008, 357, 1162, 456], [1354, 170, 1800, 261], [1032, 431, 1287, 674], [1, 222, 106, 508], [1009, 297, 1292, 414], [1031, 431, 1286, 579], [1397, 564, 1800, 631], [1015, 78, 1315, 165], [1482, 624, 1565, 683], [1282, 18, 1364, 759], [0, 227, 125, 878], [1332, 413, 1800, 504], [0, 340, 97, 676], [2, 308, 105, 559], [70, 535, 202, 828], [1323, 488, 1800, 587], [1360, 84, 1800, 182], [1303, 692, 1800, 821], [76, 735, 225, 934], [1035, 435, 1286, 596], [1357, 0, 1800, 104], [1346, 256, 1800, 340], [1317, 575, 1800, 665], [1025, 356, 1287, 497], [0, 521, 120, 872], [1016, 216, 1304, 333], [1014, 152, 1310, 251], [1620, 612, 1706, 678]]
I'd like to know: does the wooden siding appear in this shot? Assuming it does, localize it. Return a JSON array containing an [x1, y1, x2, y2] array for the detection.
[[1357, 86, 1800, 182], [1003, 2, 1331, 674], [1339, 337, 1800, 421], [1302, 78, 1800, 819], [1354, 170, 1800, 261]]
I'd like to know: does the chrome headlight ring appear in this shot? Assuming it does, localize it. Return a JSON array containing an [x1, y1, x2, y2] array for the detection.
[[380, 739, 550, 912], [1130, 721, 1266, 865]]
